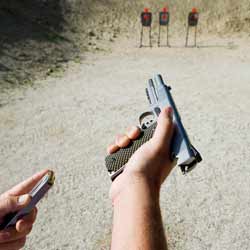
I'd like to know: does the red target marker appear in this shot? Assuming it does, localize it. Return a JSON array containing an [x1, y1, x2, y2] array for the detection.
[[192, 7, 198, 13], [163, 7, 168, 12]]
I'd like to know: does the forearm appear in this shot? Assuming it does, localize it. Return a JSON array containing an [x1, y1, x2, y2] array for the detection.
[[111, 175, 167, 250]]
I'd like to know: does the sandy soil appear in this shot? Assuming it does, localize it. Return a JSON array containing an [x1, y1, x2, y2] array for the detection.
[[0, 34, 250, 250], [1, 0, 250, 87]]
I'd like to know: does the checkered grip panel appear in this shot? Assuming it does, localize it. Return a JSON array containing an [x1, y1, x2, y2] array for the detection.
[[105, 122, 157, 174]]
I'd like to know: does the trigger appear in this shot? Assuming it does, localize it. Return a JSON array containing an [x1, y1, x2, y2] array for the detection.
[[139, 111, 156, 129], [154, 107, 161, 116]]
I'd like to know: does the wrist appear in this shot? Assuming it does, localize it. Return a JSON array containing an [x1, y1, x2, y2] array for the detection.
[[125, 169, 162, 194], [112, 170, 160, 206]]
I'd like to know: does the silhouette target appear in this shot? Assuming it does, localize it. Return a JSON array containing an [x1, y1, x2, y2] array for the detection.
[[141, 12, 152, 27], [159, 12, 170, 26], [188, 12, 199, 26]]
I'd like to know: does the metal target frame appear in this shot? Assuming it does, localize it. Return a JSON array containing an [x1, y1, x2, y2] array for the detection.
[[139, 11, 152, 48], [158, 11, 170, 47], [185, 12, 199, 47]]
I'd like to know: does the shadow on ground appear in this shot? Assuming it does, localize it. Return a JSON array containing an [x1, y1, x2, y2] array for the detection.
[[0, 0, 79, 88]]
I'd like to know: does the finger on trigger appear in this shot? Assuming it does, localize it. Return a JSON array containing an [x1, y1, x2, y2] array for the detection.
[[115, 134, 130, 148], [126, 126, 141, 140]]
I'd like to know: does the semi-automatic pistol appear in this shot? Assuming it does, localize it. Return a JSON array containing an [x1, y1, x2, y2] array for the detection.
[[105, 74, 202, 181]]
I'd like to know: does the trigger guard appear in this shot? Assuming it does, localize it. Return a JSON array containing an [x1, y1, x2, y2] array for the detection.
[[139, 111, 156, 128]]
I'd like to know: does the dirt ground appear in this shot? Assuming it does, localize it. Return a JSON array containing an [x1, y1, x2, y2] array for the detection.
[[1, 0, 250, 88], [0, 34, 250, 250]]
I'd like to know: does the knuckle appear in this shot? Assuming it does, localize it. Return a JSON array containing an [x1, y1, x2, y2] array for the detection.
[[5, 197, 16, 211], [116, 135, 125, 146], [127, 126, 140, 139]]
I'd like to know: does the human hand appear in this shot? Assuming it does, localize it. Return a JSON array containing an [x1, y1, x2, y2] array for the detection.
[[0, 169, 49, 250], [107, 106, 175, 202]]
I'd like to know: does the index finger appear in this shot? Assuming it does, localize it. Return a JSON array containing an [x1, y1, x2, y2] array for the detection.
[[125, 126, 141, 140], [4, 169, 49, 196]]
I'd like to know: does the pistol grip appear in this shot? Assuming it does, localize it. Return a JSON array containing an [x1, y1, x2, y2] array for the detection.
[[105, 122, 157, 180]]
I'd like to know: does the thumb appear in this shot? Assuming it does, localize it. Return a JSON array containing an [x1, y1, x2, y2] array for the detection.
[[0, 194, 31, 218], [151, 106, 174, 152]]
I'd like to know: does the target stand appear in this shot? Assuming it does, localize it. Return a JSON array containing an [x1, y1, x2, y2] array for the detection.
[[158, 8, 170, 47], [185, 8, 199, 47], [139, 8, 152, 48]]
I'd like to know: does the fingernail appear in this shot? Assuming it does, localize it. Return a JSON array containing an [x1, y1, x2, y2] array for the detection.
[[17, 221, 26, 233], [18, 194, 29, 205]]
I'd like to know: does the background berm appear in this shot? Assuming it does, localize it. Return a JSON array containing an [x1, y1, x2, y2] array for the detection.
[[0, 1, 250, 249]]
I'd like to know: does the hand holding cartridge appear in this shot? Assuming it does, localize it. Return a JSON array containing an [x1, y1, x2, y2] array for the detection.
[[0, 170, 53, 250]]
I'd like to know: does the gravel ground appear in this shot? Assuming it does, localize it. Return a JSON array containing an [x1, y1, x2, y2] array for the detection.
[[0, 35, 250, 250]]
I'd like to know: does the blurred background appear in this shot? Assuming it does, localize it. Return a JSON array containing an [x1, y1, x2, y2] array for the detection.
[[1, 0, 250, 88]]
